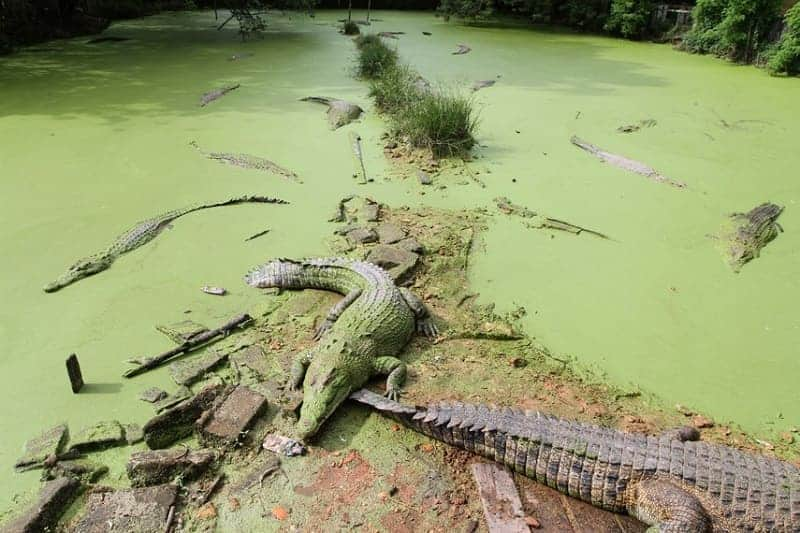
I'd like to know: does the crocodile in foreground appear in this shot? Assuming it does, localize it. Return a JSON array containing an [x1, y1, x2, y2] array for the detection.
[[351, 388, 800, 532], [244, 257, 437, 440], [44, 195, 287, 293]]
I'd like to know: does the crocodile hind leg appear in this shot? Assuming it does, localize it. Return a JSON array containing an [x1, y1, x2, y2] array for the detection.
[[373, 356, 407, 401], [314, 288, 363, 340], [289, 352, 313, 390], [632, 479, 712, 532], [398, 287, 438, 338]]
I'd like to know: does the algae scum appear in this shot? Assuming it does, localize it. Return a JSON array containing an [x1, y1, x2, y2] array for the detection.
[[1, 8, 799, 525]]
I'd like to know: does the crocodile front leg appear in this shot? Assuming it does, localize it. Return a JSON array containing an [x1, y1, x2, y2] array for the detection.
[[373, 356, 406, 401], [314, 288, 363, 340], [632, 479, 712, 532], [399, 287, 438, 338], [289, 352, 313, 390]]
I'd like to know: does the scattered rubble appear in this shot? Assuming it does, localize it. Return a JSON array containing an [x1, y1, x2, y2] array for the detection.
[[2, 477, 80, 533], [65, 354, 83, 393], [376, 223, 406, 244], [365, 244, 419, 283], [127, 448, 217, 487], [347, 227, 378, 244], [139, 387, 168, 403], [156, 320, 208, 344], [199, 386, 267, 447], [71, 484, 178, 533], [169, 348, 229, 386], [68, 420, 125, 453], [142, 384, 226, 449], [15, 424, 68, 471]]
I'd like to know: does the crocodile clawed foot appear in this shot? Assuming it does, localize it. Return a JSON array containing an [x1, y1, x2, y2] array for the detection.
[[384, 388, 401, 402], [417, 319, 439, 339], [313, 320, 333, 341]]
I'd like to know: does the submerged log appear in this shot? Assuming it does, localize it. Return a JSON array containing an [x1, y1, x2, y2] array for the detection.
[[570, 135, 686, 188], [721, 202, 784, 272], [123, 313, 253, 378]]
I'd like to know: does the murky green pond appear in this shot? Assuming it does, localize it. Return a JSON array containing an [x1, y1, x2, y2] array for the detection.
[[1, 9, 798, 510]]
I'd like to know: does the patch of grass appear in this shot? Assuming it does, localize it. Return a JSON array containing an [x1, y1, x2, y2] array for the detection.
[[398, 90, 478, 157], [355, 35, 398, 79], [368, 64, 420, 112], [342, 20, 360, 36], [354, 33, 381, 49]]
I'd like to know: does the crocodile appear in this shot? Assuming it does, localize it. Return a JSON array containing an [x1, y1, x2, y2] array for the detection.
[[244, 257, 437, 440], [44, 195, 287, 293], [570, 135, 686, 189], [351, 388, 800, 532], [300, 96, 364, 129], [721, 202, 784, 272]]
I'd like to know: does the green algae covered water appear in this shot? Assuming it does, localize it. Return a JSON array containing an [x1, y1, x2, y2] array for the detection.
[[1, 9, 799, 512]]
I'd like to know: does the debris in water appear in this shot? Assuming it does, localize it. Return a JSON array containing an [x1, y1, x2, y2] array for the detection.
[[378, 31, 404, 39], [349, 131, 369, 184], [202, 286, 226, 296], [66, 353, 84, 393], [471, 79, 496, 91], [15, 424, 69, 471], [199, 83, 240, 107], [263, 434, 306, 456], [245, 228, 270, 241], [422, 31, 432, 36]]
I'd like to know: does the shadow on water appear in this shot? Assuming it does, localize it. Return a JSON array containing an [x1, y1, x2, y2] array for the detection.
[[80, 382, 123, 394]]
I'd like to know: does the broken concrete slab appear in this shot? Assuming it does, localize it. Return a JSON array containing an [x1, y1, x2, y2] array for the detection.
[[417, 169, 433, 185], [139, 387, 168, 403], [362, 200, 381, 222], [143, 385, 226, 449], [153, 386, 192, 414], [124, 423, 144, 445], [68, 421, 125, 453], [347, 227, 378, 244], [127, 448, 217, 487], [376, 223, 406, 244], [45, 459, 108, 484], [365, 244, 419, 283], [155, 319, 208, 344], [71, 484, 178, 533], [199, 386, 267, 447], [471, 463, 528, 533], [2, 477, 80, 533], [168, 349, 228, 386], [15, 424, 68, 471], [397, 237, 424, 254]]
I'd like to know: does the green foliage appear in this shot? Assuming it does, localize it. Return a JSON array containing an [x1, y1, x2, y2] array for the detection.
[[766, 2, 800, 75], [354, 33, 381, 49], [342, 20, 360, 35], [437, 0, 492, 20], [559, 0, 608, 31], [398, 90, 478, 157], [368, 64, 420, 112], [604, 0, 652, 39], [683, 0, 781, 62], [355, 35, 398, 79]]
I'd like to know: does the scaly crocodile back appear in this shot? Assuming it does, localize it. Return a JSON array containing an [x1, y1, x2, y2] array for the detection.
[[351, 389, 800, 532]]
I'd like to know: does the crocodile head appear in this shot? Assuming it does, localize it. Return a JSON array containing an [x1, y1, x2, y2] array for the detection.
[[295, 365, 353, 441], [244, 258, 304, 289], [43, 255, 111, 293]]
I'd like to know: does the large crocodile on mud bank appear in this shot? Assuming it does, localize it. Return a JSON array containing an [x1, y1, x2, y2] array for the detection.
[[351, 389, 800, 532], [244, 257, 437, 440], [44, 195, 287, 293]]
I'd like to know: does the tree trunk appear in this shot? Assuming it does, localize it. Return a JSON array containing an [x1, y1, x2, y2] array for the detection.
[[367, 0, 371, 23], [347, 0, 352, 23]]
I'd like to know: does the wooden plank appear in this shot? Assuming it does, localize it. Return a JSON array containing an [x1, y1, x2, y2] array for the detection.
[[66, 353, 84, 393], [471, 463, 529, 533]]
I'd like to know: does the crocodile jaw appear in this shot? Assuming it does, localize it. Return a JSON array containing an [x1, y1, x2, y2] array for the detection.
[[295, 376, 353, 441], [43, 256, 109, 292]]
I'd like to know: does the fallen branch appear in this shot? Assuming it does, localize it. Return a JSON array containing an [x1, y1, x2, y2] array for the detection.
[[123, 314, 253, 378]]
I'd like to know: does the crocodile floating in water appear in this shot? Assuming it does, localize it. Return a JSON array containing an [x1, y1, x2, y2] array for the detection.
[[190, 141, 302, 182], [452, 44, 471, 55], [570, 135, 686, 189], [44, 195, 287, 293], [199, 83, 240, 107], [300, 96, 363, 129], [351, 388, 800, 532], [721, 202, 784, 272], [244, 257, 437, 440]]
